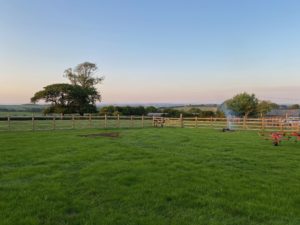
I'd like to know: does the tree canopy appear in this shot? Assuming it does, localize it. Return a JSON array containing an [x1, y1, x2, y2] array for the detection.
[[226, 92, 259, 117], [100, 106, 149, 116], [31, 62, 102, 115], [64, 62, 104, 88], [31, 83, 98, 115]]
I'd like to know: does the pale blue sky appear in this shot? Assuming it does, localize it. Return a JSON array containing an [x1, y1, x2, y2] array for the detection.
[[1, 0, 300, 104]]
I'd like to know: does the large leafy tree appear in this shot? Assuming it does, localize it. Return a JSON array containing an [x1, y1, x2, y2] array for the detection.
[[31, 62, 102, 115], [64, 62, 104, 88], [31, 84, 98, 115], [226, 92, 258, 117]]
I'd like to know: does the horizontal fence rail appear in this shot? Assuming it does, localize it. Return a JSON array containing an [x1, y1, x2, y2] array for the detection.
[[174, 116, 300, 132], [0, 115, 154, 131], [0, 114, 299, 132]]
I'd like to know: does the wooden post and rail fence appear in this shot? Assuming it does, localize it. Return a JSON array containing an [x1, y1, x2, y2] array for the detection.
[[0, 113, 299, 132]]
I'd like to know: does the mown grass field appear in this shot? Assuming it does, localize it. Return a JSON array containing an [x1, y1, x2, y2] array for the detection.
[[0, 128, 299, 225]]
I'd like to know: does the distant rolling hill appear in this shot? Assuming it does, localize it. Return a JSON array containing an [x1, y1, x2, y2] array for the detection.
[[0, 104, 47, 115], [161, 104, 219, 112]]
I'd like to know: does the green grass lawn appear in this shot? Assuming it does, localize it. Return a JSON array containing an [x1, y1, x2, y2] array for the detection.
[[0, 128, 299, 225]]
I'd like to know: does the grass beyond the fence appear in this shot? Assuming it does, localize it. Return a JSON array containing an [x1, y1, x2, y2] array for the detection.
[[0, 128, 299, 225], [0, 117, 154, 131]]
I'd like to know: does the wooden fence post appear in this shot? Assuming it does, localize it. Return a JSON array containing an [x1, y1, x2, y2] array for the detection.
[[32, 113, 35, 131], [117, 114, 120, 128], [104, 114, 107, 128], [53, 116, 56, 130], [142, 115, 144, 128], [7, 114, 10, 131], [261, 117, 265, 131], [152, 116, 155, 127], [72, 115, 75, 129], [226, 117, 229, 129], [180, 114, 183, 128], [243, 116, 246, 130], [131, 115, 133, 128], [89, 114, 92, 128], [195, 116, 198, 128]]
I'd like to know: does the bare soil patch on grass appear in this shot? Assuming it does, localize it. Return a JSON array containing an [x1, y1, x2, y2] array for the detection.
[[79, 132, 120, 138]]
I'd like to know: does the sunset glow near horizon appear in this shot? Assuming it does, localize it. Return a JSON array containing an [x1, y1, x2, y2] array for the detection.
[[1, 0, 300, 105]]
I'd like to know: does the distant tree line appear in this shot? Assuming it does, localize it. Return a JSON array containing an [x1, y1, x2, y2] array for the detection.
[[225, 92, 280, 117], [160, 108, 224, 117], [99, 105, 224, 117], [99, 106, 157, 116], [288, 104, 300, 110]]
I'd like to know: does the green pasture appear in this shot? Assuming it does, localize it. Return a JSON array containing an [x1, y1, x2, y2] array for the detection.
[[170, 106, 218, 112], [0, 128, 299, 225]]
